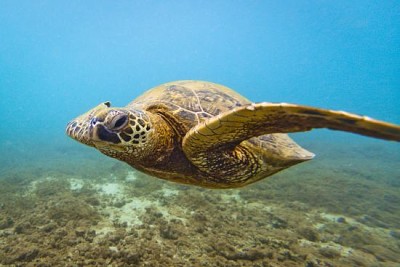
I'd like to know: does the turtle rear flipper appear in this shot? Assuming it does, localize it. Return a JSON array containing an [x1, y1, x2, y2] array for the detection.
[[182, 103, 400, 186]]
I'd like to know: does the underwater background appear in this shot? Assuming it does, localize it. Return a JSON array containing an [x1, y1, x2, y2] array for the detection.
[[0, 1, 399, 266]]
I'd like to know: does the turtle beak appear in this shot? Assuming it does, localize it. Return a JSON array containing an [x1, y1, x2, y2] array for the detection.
[[66, 102, 111, 147]]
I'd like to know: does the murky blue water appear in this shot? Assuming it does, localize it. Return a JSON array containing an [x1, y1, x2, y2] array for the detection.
[[0, 1, 399, 265]]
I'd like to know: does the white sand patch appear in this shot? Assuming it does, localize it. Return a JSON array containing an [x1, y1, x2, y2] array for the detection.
[[91, 179, 188, 240], [92, 198, 151, 239], [92, 224, 115, 239], [98, 183, 122, 195], [315, 213, 359, 230], [160, 187, 179, 197], [220, 191, 242, 202], [248, 202, 273, 212], [109, 246, 119, 253], [69, 178, 84, 191], [118, 198, 186, 225], [319, 213, 353, 223], [118, 198, 155, 225], [320, 242, 353, 257], [93, 195, 188, 239], [314, 223, 325, 230], [125, 171, 138, 182]]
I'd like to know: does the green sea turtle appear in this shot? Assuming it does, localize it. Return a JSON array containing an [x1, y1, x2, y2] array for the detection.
[[66, 81, 400, 188]]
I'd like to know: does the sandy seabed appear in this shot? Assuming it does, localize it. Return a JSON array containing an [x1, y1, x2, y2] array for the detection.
[[0, 138, 399, 266]]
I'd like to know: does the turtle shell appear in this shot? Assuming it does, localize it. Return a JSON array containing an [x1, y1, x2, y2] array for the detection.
[[128, 80, 251, 132]]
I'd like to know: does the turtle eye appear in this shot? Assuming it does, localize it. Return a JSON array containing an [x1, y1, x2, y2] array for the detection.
[[110, 114, 128, 130]]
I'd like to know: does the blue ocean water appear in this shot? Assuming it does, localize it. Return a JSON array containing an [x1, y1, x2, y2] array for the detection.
[[1, 1, 399, 140], [0, 1, 399, 265]]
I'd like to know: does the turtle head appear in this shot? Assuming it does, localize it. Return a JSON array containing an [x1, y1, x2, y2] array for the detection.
[[66, 102, 153, 158]]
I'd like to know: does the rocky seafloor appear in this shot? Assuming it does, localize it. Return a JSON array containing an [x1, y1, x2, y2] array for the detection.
[[0, 138, 399, 266]]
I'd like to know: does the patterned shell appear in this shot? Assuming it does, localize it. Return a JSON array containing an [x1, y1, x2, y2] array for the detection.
[[127, 80, 252, 130]]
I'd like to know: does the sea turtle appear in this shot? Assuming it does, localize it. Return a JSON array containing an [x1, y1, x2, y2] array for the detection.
[[66, 80, 400, 188]]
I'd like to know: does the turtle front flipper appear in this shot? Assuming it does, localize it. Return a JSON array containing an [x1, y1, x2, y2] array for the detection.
[[182, 103, 400, 187]]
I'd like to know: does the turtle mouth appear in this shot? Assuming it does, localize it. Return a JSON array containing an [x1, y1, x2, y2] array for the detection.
[[66, 119, 95, 147], [66, 102, 111, 147], [94, 124, 122, 144]]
